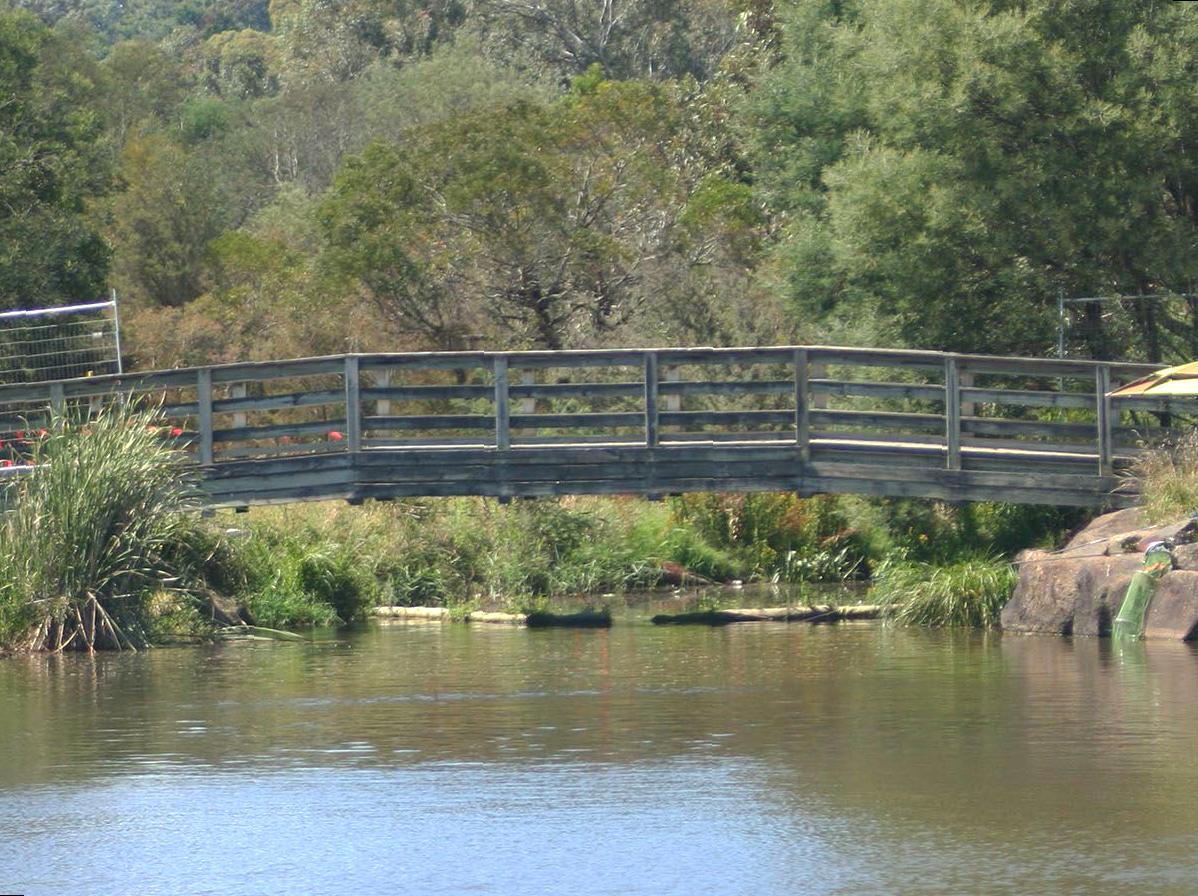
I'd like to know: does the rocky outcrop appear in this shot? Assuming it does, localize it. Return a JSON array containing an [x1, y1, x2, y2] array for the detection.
[[1001, 509, 1198, 639]]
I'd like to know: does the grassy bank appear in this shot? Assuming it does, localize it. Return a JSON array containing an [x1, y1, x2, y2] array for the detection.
[[204, 493, 1075, 630]]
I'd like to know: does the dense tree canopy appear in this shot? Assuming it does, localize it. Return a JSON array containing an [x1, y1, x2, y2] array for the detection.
[[0, 10, 111, 309], [748, 0, 1198, 360], [3, 0, 1198, 366]]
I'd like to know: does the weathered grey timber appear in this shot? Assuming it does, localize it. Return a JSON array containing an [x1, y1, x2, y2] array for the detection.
[[0, 345, 1176, 508]]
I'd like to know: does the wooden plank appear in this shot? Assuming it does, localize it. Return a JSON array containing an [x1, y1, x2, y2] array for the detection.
[[494, 355, 510, 451], [795, 348, 810, 462], [213, 419, 347, 442], [945, 356, 961, 470], [363, 414, 495, 431], [961, 417, 1097, 440], [210, 357, 345, 383], [48, 383, 64, 417], [655, 347, 794, 366], [197, 368, 214, 466], [358, 352, 490, 372], [508, 381, 642, 400], [230, 383, 247, 430], [644, 351, 658, 448], [809, 409, 945, 432], [663, 365, 681, 414], [345, 355, 361, 452], [213, 389, 343, 414], [811, 379, 944, 402], [510, 412, 643, 429], [361, 384, 493, 401], [958, 386, 1096, 410], [659, 410, 794, 427], [1097, 364, 1112, 476]]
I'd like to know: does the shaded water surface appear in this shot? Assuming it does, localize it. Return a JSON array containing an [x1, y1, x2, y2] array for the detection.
[[2, 620, 1198, 895]]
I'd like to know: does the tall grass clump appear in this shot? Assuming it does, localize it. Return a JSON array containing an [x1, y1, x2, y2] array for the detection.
[[1130, 431, 1198, 523], [871, 556, 1017, 628], [0, 403, 202, 652]]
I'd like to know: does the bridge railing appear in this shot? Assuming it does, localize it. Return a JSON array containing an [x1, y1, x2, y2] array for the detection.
[[0, 346, 1173, 475]]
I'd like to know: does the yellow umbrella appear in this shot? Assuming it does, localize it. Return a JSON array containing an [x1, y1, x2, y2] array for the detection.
[[1109, 361, 1198, 396]]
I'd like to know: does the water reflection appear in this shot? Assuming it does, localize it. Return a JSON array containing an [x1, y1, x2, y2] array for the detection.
[[2, 623, 1198, 894]]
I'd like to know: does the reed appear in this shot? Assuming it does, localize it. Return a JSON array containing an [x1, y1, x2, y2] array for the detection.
[[871, 556, 1016, 628], [0, 403, 202, 651]]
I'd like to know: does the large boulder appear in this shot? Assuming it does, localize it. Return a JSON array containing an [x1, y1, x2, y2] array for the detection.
[[1001, 508, 1198, 640]]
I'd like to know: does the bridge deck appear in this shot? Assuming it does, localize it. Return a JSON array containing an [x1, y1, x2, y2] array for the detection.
[[0, 345, 1179, 508]]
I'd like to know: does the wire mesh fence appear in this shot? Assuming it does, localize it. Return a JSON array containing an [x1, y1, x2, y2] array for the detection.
[[0, 298, 122, 386]]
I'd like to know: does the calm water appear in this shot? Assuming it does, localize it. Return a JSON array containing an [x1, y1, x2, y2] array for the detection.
[[2, 615, 1198, 895]]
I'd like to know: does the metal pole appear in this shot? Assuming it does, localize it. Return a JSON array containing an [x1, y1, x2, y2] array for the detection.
[[111, 288, 124, 375]]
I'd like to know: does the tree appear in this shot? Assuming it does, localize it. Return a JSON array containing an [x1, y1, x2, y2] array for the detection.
[[470, 0, 740, 82], [0, 10, 112, 309], [320, 78, 710, 350], [745, 0, 1198, 360]]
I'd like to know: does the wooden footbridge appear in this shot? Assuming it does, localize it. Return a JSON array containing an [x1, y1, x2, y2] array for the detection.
[[0, 345, 1183, 508]]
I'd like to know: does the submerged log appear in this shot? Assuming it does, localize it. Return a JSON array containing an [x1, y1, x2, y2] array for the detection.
[[525, 610, 612, 628], [651, 605, 881, 626]]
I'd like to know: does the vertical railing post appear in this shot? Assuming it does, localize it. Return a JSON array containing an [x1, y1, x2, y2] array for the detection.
[[959, 370, 975, 418], [48, 382, 64, 418], [794, 348, 810, 462], [494, 355, 510, 450], [1096, 363, 1112, 477], [810, 361, 827, 410], [197, 368, 214, 466], [663, 364, 680, 435], [230, 382, 247, 431], [517, 369, 535, 439], [375, 367, 392, 417], [644, 351, 659, 447], [945, 355, 961, 471], [344, 355, 361, 452]]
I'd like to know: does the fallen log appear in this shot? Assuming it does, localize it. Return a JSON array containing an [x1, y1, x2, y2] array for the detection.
[[371, 606, 449, 621]]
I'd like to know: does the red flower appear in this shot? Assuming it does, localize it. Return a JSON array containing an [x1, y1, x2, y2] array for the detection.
[[15, 430, 24, 440], [327, 431, 344, 441], [170, 427, 184, 438], [36, 428, 47, 438], [1, 460, 14, 468]]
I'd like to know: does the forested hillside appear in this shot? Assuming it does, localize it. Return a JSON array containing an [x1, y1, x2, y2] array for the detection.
[[3, 0, 1198, 366]]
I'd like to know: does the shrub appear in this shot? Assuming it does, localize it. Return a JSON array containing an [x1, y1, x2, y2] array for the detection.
[[871, 556, 1017, 628], [0, 403, 202, 651], [1130, 430, 1198, 523]]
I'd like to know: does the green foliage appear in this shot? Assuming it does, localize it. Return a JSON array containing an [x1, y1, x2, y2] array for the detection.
[[872, 556, 1017, 628], [0, 10, 112, 309], [746, 0, 1198, 361], [668, 493, 870, 582], [0, 402, 203, 651]]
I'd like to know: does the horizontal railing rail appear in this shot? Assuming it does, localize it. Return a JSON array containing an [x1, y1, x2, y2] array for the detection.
[[0, 345, 1178, 506]]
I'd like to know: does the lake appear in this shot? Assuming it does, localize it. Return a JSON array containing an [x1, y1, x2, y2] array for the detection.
[[2, 612, 1197, 895]]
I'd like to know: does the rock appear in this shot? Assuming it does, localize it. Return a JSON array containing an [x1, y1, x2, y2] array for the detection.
[[1172, 542, 1198, 571], [1003, 507, 1198, 640], [1144, 572, 1198, 640], [1070, 554, 1143, 637], [1063, 507, 1146, 550], [1001, 549, 1087, 635]]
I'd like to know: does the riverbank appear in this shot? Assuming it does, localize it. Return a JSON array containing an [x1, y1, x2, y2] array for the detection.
[[0, 405, 1085, 651], [191, 494, 1074, 634]]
